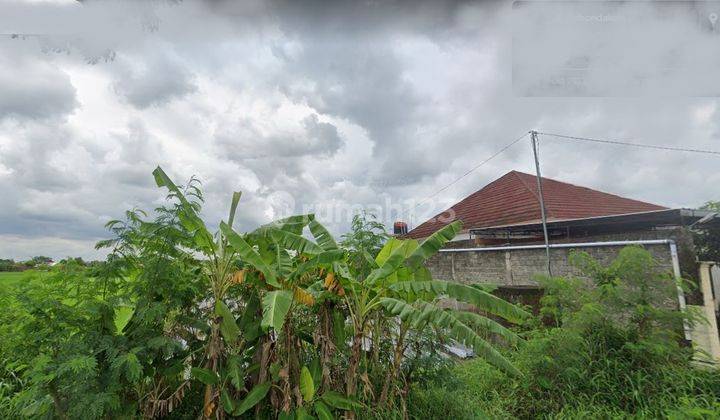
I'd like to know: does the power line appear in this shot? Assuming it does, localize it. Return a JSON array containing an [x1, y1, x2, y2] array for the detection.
[[402, 129, 719, 229], [538, 132, 720, 156], [404, 132, 529, 221]]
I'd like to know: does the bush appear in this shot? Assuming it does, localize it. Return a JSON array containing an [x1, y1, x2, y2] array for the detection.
[[409, 246, 720, 419], [410, 330, 720, 419]]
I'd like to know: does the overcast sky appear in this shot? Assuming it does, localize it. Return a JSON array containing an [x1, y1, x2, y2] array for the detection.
[[1, 0, 719, 260]]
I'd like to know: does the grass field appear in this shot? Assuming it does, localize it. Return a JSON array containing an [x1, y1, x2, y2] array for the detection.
[[0, 271, 43, 293]]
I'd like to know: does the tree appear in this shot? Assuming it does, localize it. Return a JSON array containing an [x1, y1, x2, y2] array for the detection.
[[0, 259, 16, 272], [22, 256, 53, 268], [1, 166, 529, 419], [341, 211, 389, 278], [0, 259, 128, 418]]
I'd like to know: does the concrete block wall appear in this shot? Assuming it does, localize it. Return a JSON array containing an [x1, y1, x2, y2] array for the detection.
[[426, 241, 673, 286]]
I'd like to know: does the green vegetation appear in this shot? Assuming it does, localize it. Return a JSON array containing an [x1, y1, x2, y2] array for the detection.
[[0, 167, 527, 419], [0, 271, 47, 294], [1, 168, 715, 419], [0, 256, 54, 272], [408, 247, 720, 419]]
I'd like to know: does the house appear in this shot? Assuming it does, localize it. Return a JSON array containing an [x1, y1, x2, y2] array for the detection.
[[407, 170, 693, 246], [404, 171, 706, 281], [402, 170, 720, 364]]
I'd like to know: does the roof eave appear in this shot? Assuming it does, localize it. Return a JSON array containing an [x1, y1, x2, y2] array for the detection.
[[468, 208, 706, 235]]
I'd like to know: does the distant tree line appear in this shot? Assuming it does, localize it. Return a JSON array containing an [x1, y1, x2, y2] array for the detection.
[[0, 256, 103, 272], [0, 256, 53, 272]]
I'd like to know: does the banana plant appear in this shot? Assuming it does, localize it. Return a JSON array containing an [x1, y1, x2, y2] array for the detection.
[[272, 363, 362, 419], [153, 166, 252, 417], [339, 221, 457, 398], [341, 220, 530, 407], [153, 166, 528, 418], [220, 213, 348, 415], [154, 167, 330, 417]]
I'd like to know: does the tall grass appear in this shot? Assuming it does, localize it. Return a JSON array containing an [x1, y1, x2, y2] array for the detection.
[[409, 329, 720, 419]]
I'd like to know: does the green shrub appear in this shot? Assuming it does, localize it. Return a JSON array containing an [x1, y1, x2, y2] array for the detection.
[[409, 246, 720, 420], [410, 331, 720, 419]]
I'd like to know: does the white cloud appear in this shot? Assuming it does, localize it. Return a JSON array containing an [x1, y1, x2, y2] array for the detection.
[[0, 0, 718, 260]]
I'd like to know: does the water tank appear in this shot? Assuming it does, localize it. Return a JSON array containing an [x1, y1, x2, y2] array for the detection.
[[393, 221, 408, 235]]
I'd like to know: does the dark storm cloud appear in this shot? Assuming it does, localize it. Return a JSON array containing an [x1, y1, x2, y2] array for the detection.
[[0, 42, 78, 121], [264, 0, 477, 36], [0, 124, 77, 192], [216, 113, 344, 161], [0, 0, 718, 261]]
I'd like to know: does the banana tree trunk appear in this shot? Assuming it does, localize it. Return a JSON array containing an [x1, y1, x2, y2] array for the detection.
[[345, 328, 364, 396], [344, 319, 367, 419], [378, 324, 407, 406], [203, 318, 224, 419], [317, 302, 335, 390]]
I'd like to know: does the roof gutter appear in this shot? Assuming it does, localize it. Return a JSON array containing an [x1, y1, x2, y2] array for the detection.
[[439, 239, 674, 253]]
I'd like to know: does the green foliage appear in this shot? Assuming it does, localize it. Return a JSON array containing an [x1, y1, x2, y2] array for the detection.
[[340, 211, 388, 277], [309, 214, 339, 251], [6, 168, 706, 419], [299, 366, 315, 402], [215, 299, 240, 343], [380, 298, 520, 377], [261, 290, 293, 331], [404, 220, 461, 270], [0, 256, 53, 272], [191, 367, 218, 385], [0, 261, 127, 418], [319, 391, 362, 410], [314, 400, 333, 420], [410, 328, 720, 419], [221, 221, 281, 288], [389, 280, 530, 323], [0, 168, 526, 419], [234, 382, 271, 416], [409, 246, 719, 419], [547, 246, 689, 345], [0, 259, 17, 272]]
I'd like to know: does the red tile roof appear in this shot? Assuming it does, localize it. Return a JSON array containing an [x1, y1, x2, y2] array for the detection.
[[405, 170, 667, 239]]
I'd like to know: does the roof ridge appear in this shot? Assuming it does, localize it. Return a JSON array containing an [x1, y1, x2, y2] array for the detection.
[[512, 170, 544, 207]]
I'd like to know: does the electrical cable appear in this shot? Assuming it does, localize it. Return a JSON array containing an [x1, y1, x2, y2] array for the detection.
[[538, 132, 720, 156], [403, 129, 719, 231], [403, 132, 529, 222]]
